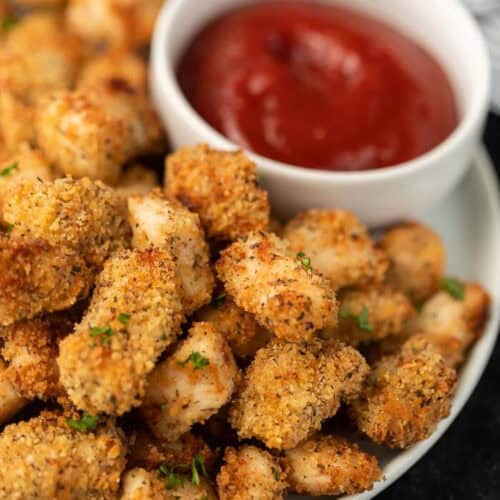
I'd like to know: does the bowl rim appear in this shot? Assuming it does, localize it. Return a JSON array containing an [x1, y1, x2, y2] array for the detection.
[[151, 0, 491, 183]]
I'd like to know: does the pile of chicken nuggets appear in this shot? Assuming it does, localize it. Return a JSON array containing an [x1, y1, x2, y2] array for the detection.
[[0, 2, 491, 499]]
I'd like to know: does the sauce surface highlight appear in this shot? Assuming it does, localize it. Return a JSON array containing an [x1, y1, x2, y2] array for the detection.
[[177, 2, 458, 171]]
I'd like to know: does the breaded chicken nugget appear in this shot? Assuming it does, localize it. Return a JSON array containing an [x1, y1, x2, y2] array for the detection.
[[217, 445, 287, 500], [165, 144, 270, 240], [140, 322, 238, 441], [0, 410, 126, 499], [58, 248, 184, 415], [229, 339, 369, 449], [66, 0, 163, 49], [330, 285, 415, 346], [195, 295, 272, 360], [3, 177, 130, 269], [0, 359, 27, 425], [216, 231, 336, 343], [285, 434, 381, 496], [117, 165, 159, 198], [36, 82, 164, 184], [405, 283, 490, 367], [283, 209, 388, 289], [380, 221, 446, 304], [128, 190, 214, 315], [0, 234, 93, 325], [350, 335, 457, 448], [78, 49, 148, 94]]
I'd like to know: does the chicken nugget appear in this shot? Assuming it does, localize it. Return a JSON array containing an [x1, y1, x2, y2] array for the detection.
[[0, 359, 27, 426]]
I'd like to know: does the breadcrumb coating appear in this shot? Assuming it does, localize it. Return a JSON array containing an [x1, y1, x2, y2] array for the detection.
[[116, 165, 159, 198], [165, 144, 270, 240], [140, 322, 238, 441], [229, 339, 369, 449], [66, 0, 164, 49], [285, 434, 381, 496], [195, 295, 272, 360], [350, 335, 457, 448], [217, 445, 287, 500], [58, 248, 184, 415], [216, 231, 337, 343], [128, 190, 214, 315], [0, 411, 127, 499], [0, 359, 27, 426], [283, 209, 388, 289], [4, 177, 130, 269], [380, 222, 446, 304], [35, 83, 164, 184], [405, 283, 490, 367], [0, 234, 93, 326]]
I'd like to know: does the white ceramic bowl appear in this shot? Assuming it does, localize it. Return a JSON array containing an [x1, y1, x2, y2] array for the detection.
[[151, 0, 491, 227]]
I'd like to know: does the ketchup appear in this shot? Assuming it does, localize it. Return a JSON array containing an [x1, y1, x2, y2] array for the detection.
[[177, 2, 458, 171]]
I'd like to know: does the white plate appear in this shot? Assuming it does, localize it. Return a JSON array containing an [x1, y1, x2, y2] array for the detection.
[[293, 147, 500, 499]]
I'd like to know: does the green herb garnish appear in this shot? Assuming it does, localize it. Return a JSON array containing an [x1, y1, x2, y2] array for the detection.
[[211, 293, 226, 309], [1, 16, 18, 33], [160, 403, 167, 413], [0, 162, 18, 177], [177, 352, 209, 370], [340, 305, 374, 332], [89, 325, 113, 346], [441, 277, 465, 300], [296, 251, 312, 270], [191, 454, 207, 485], [67, 412, 99, 433], [118, 313, 131, 325], [272, 467, 280, 481], [159, 464, 185, 490], [1, 223, 13, 237]]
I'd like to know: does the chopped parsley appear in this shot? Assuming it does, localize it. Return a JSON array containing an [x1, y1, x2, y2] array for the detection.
[[1, 223, 14, 237], [159, 464, 185, 490], [160, 402, 167, 413], [89, 325, 113, 346], [441, 277, 465, 300], [177, 352, 209, 370], [211, 293, 226, 309], [118, 313, 131, 325], [272, 467, 280, 481], [67, 412, 99, 433], [0, 162, 18, 177], [191, 454, 207, 485], [296, 251, 312, 270], [340, 305, 374, 332], [1, 16, 18, 33]]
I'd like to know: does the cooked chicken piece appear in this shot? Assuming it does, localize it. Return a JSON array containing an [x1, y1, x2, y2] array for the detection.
[[328, 285, 415, 346], [283, 209, 388, 289], [379, 221, 446, 304], [216, 231, 336, 343], [140, 322, 238, 441], [0, 309, 80, 400], [3, 177, 130, 269], [405, 283, 490, 366], [229, 339, 369, 450], [0, 234, 93, 326], [58, 248, 184, 415], [195, 295, 272, 360], [0, 359, 27, 425], [285, 434, 381, 496], [217, 445, 287, 500], [0, 410, 126, 499], [78, 49, 148, 94], [350, 335, 457, 449], [0, 12, 82, 151], [66, 0, 163, 49], [116, 164, 159, 198], [36, 82, 164, 184], [128, 190, 214, 315], [165, 144, 270, 240]]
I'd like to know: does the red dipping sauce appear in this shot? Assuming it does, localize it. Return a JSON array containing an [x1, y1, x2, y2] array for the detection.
[[177, 2, 458, 171]]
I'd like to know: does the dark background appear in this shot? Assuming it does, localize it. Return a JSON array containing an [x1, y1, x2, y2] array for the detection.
[[379, 113, 500, 500]]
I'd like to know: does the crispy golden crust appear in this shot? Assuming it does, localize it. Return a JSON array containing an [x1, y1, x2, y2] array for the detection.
[[128, 190, 214, 315], [0, 411, 127, 499], [58, 249, 184, 415], [165, 144, 270, 240], [0, 234, 93, 326], [0, 359, 27, 425], [217, 445, 287, 500], [216, 231, 337, 343], [195, 296, 272, 360], [4, 177, 130, 269], [229, 340, 369, 450], [283, 210, 388, 289], [117, 165, 159, 199], [380, 222, 446, 304], [140, 322, 238, 441], [350, 335, 457, 448], [330, 285, 415, 346], [285, 434, 381, 496]]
